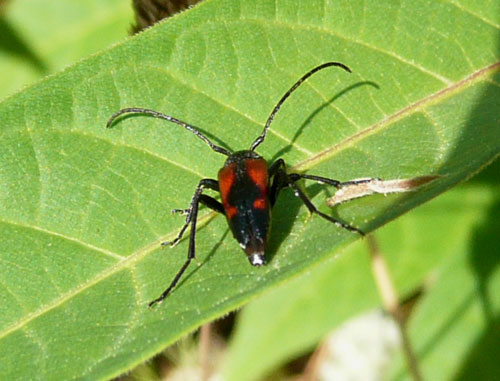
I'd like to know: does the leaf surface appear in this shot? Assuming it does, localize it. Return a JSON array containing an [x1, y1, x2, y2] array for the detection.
[[224, 164, 500, 380], [0, 0, 499, 379]]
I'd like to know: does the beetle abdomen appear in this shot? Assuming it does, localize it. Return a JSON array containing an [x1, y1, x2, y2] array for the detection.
[[218, 151, 271, 265]]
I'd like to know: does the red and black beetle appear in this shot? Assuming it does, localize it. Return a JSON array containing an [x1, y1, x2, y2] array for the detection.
[[107, 62, 372, 307]]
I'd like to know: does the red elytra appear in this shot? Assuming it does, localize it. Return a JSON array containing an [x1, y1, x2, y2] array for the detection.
[[106, 62, 372, 308]]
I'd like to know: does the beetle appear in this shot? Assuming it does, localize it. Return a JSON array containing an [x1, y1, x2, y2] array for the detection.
[[107, 62, 372, 307]]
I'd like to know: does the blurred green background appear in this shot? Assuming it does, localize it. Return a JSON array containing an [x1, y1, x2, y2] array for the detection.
[[0, 0, 132, 100]]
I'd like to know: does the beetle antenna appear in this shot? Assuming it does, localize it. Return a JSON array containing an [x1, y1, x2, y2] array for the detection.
[[106, 108, 231, 156], [250, 62, 351, 151]]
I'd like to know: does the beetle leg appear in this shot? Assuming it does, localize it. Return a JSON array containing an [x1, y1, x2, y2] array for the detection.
[[171, 208, 189, 215], [149, 179, 221, 307], [288, 173, 379, 188], [162, 179, 220, 247], [268, 159, 287, 206], [198, 194, 225, 214], [171, 194, 224, 216], [286, 180, 364, 235], [269, 159, 364, 235]]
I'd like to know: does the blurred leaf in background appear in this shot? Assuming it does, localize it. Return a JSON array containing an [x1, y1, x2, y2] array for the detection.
[[0, 0, 132, 100]]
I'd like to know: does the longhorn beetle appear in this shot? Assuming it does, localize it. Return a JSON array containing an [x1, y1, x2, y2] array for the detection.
[[107, 62, 372, 308]]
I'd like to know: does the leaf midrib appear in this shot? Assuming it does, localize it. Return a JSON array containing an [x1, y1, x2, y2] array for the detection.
[[1, 60, 498, 342], [296, 61, 500, 171]]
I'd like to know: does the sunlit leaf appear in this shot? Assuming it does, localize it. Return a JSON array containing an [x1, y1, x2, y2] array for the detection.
[[0, 0, 499, 378]]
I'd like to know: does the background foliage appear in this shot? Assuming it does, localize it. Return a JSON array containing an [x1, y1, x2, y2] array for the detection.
[[0, 0, 499, 379]]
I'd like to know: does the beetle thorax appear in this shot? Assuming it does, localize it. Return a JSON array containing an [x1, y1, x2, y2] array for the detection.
[[222, 150, 262, 167]]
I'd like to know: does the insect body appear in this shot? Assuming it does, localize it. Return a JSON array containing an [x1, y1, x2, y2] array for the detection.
[[107, 62, 371, 308], [218, 151, 270, 266]]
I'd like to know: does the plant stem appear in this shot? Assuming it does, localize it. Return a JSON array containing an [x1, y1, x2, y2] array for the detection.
[[366, 234, 423, 381]]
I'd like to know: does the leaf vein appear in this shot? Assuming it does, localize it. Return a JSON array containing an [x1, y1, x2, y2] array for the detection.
[[443, 0, 500, 30], [295, 60, 500, 171], [0, 219, 124, 260], [234, 18, 452, 85], [0, 211, 218, 341], [1, 61, 498, 344], [150, 65, 312, 155]]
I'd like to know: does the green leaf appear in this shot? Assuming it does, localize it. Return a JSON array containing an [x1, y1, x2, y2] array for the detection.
[[388, 162, 500, 380], [0, 0, 499, 379], [223, 163, 499, 380], [223, 239, 378, 380]]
